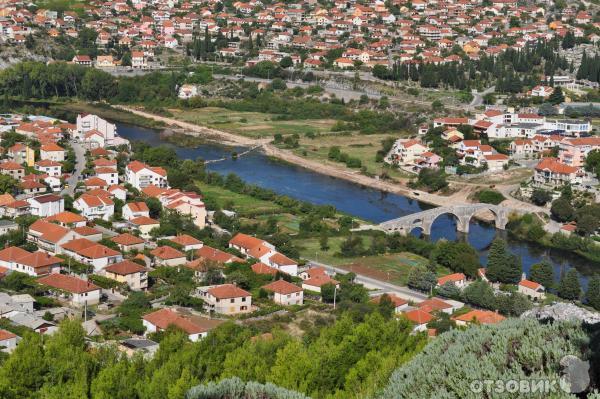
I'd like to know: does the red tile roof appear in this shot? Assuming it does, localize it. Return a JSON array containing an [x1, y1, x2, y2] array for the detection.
[[452, 310, 505, 324], [38, 273, 100, 294], [151, 246, 185, 260], [208, 284, 250, 299], [111, 233, 145, 246], [105, 260, 146, 275], [262, 279, 302, 295], [143, 308, 208, 334]]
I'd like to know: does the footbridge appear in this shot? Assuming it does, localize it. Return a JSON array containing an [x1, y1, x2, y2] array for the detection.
[[373, 204, 513, 235]]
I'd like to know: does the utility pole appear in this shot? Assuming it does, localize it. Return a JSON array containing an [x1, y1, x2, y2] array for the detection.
[[333, 286, 337, 310]]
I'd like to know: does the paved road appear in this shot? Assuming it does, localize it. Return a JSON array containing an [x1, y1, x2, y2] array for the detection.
[[307, 260, 428, 302], [62, 141, 86, 197], [470, 86, 495, 107]]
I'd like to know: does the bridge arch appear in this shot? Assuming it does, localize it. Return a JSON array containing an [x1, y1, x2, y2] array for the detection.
[[376, 203, 513, 236]]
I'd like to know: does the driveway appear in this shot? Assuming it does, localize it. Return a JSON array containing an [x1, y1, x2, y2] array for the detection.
[[62, 141, 86, 197]]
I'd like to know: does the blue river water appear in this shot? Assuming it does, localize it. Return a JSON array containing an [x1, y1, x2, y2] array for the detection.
[[117, 123, 596, 286]]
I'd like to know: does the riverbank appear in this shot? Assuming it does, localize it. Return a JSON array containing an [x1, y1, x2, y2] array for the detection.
[[116, 105, 551, 220], [114, 105, 484, 209]]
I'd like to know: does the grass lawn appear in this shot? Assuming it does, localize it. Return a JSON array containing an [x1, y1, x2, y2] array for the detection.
[[169, 107, 338, 138], [292, 132, 412, 179], [196, 182, 283, 216], [293, 236, 429, 285]]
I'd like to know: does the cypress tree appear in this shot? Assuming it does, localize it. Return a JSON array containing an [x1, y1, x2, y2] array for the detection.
[[529, 260, 554, 290], [586, 275, 600, 310], [485, 238, 507, 283], [558, 269, 581, 301]]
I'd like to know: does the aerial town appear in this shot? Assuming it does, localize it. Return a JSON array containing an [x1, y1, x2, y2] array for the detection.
[[0, 0, 598, 396]]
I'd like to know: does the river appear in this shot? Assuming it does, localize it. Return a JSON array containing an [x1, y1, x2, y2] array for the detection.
[[117, 123, 596, 286]]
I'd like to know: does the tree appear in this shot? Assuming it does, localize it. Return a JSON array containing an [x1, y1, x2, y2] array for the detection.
[[279, 56, 293, 68], [436, 281, 461, 300], [0, 174, 18, 194], [80, 68, 116, 101], [485, 238, 521, 284], [376, 294, 395, 319], [576, 214, 599, 236], [529, 260, 554, 289], [550, 197, 575, 222], [561, 31, 575, 49], [462, 280, 496, 310], [407, 267, 437, 292], [586, 275, 600, 310], [321, 283, 336, 303], [585, 149, 600, 178], [548, 86, 565, 105], [530, 188, 551, 206], [558, 268, 581, 300], [319, 230, 329, 251], [431, 241, 479, 277]]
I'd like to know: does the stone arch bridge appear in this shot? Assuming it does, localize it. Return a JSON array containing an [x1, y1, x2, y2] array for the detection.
[[374, 204, 514, 236]]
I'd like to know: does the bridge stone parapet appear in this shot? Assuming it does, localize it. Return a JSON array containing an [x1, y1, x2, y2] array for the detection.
[[377, 204, 512, 235]]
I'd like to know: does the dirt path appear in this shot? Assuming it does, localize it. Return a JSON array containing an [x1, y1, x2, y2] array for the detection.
[[116, 105, 544, 214]]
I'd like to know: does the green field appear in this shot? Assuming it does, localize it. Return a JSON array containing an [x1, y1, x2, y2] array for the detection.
[[291, 132, 413, 179], [293, 236, 430, 285], [170, 107, 337, 138], [196, 182, 283, 215]]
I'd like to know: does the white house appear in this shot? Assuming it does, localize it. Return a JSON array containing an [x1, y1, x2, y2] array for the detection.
[[27, 194, 64, 218], [142, 308, 210, 342], [0, 329, 20, 352], [60, 238, 123, 272], [34, 160, 62, 177], [262, 279, 303, 305], [125, 161, 169, 190], [37, 273, 101, 306], [76, 114, 116, 145], [198, 284, 252, 315], [178, 84, 200, 99], [436, 273, 467, 289], [74, 194, 115, 221], [123, 202, 150, 221]]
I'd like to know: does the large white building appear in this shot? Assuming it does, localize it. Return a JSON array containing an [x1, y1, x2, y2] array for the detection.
[[76, 114, 129, 147], [125, 161, 169, 190]]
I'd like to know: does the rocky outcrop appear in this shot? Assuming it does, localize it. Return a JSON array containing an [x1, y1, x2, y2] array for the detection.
[[521, 303, 600, 324]]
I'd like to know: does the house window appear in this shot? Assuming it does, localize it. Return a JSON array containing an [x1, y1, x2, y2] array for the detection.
[[230, 298, 234, 303], [241, 297, 246, 302]]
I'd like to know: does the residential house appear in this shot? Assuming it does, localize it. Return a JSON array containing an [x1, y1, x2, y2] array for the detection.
[[129, 216, 160, 238], [142, 308, 210, 342], [27, 220, 77, 254], [533, 158, 582, 188], [7, 143, 34, 166], [370, 293, 409, 313], [76, 114, 116, 145], [27, 194, 64, 217], [13, 251, 62, 276], [126, 161, 168, 190], [558, 137, 600, 167], [123, 202, 150, 220], [302, 274, 339, 293], [437, 272, 467, 288], [40, 143, 65, 162], [386, 139, 429, 166], [0, 161, 25, 180], [104, 260, 148, 290], [198, 284, 252, 315], [150, 246, 187, 267], [452, 309, 505, 326], [0, 329, 19, 352], [37, 273, 101, 306], [34, 160, 61, 177], [61, 238, 123, 272], [74, 194, 114, 221], [169, 234, 203, 251], [262, 279, 303, 305], [45, 211, 87, 228], [111, 233, 145, 252], [403, 308, 434, 332]]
